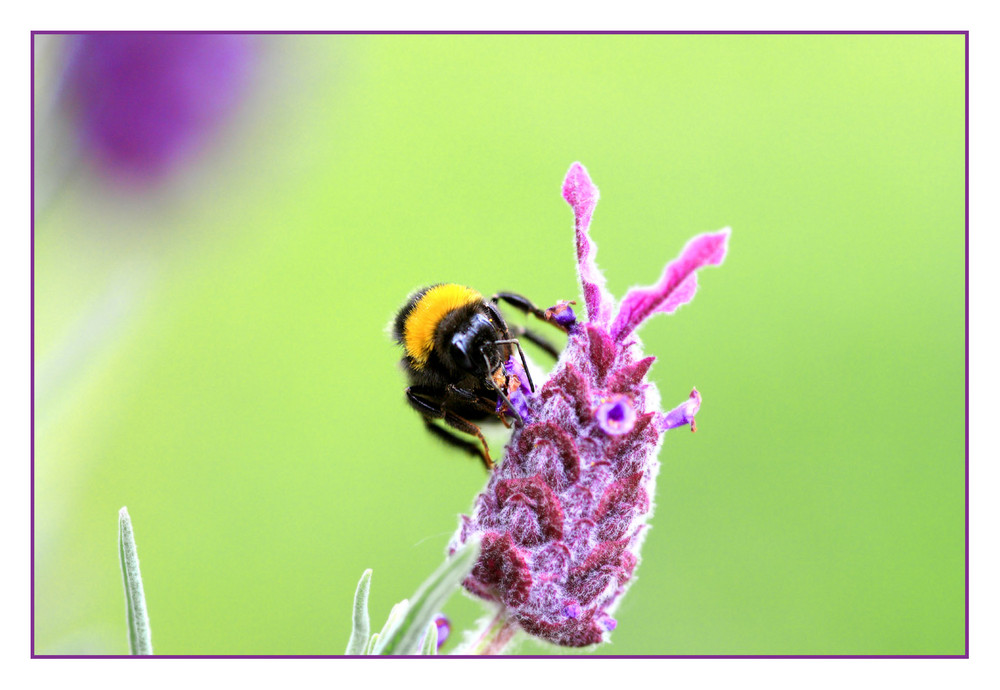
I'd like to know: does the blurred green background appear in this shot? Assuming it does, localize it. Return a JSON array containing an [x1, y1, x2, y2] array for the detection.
[[33, 34, 965, 655]]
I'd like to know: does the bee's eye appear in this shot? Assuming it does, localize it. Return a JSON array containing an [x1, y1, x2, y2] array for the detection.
[[449, 341, 473, 372]]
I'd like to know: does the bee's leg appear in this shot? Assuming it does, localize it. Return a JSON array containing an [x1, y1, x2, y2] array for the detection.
[[492, 292, 573, 333], [507, 324, 560, 361], [422, 419, 495, 469], [491, 292, 550, 321], [406, 387, 495, 470], [446, 381, 522, 426], [444, 384, 502, 414]]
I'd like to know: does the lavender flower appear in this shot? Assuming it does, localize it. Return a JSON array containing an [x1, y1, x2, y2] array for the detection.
[[449, 163, 730, 648], [62, 33, 254, 181], [433, 614, 451, 650]]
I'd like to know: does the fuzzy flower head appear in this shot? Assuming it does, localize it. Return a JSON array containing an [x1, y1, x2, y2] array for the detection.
[[449, 163, 729, 648]]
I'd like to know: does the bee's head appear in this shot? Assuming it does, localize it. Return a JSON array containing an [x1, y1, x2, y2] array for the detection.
[[445, 309, 508, 378]]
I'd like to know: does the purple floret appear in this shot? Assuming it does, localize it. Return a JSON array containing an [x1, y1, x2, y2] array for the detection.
[[545, 301, 578, 331], [434, 614, 450, 650], [502, 357, 534, 423], [596, 395, 637, 436]]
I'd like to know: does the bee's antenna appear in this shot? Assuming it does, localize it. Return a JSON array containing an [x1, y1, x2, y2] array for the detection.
[[491, 339, 535, 393], [483, 353, 524, 426]]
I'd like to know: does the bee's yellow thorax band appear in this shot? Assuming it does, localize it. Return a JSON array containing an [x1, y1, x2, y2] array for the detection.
[[404, 284, 482, 368]]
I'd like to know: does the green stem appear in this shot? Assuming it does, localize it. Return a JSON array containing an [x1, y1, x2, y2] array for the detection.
[[470, 609, 519, 655]]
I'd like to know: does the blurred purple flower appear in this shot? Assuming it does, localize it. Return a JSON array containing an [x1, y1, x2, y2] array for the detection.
[[62, 33, 254, 181], [450, 163, 730, 648], [433, 614, 451, 650]]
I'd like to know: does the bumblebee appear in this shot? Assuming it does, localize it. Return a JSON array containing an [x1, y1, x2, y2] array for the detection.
[[392, 284, 566, 470]]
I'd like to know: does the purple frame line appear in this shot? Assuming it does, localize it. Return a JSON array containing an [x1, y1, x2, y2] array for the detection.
[[31, 30, 966, 35], [29, 29, 970, 660], [964, 30, 970, 659], [30, 654, 969, 660]]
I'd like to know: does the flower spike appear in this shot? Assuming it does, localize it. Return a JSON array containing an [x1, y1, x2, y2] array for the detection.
[[450, 165, 729, 649]]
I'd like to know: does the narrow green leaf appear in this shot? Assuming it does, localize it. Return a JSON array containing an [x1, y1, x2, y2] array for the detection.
[[364, 633, 380, 655], [371, 599, 410, 654], [118, 506, 152, 655], [377, 538, 480, 655], [381, 599, 410, 637], [420, 620, 439, 655], [345, 569, 373, 654]]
